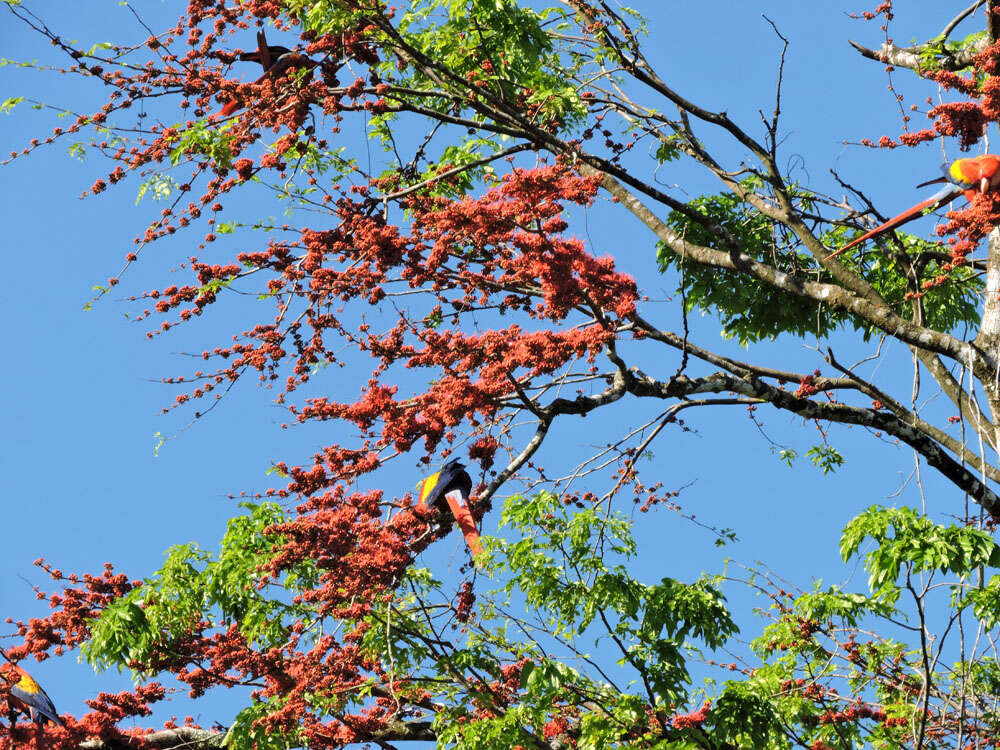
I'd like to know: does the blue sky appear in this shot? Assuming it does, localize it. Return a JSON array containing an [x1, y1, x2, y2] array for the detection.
[[0, 0, 982, 735]]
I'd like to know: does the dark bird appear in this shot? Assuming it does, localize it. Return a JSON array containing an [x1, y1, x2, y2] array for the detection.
[[217, 30, 316, 118], [237, 32, 292, 71], [416, 459, 482, 556]]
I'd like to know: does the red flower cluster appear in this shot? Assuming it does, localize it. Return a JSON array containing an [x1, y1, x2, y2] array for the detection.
[[671, 700, 711, 729]]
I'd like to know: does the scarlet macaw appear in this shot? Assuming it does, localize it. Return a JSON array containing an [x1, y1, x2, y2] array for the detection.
[[217, 30, 315, 118], [0, 649, 64, 727], [826, 154, 1000, 260], [416, 459, 483, 556], [236, 31, 292, 71]]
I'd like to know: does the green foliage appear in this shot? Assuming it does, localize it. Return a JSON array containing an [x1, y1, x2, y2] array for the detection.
[[826, 230, 984, 334], [658, 180, 839, 344], [806, 444, 844, 474], [74, 490, 1000, 746], [135, 174, 178, 205], [659, 182, 983, 344], [83, 503, 316, 675], [0, 96, 24, 114], [841, 505, 1000, 603], [738, 506, 1000, 747], [281, 0, 587, 195], [704, 685, 783, 748], [168, 120, 237, 169], [775, 447, 798, 467], [916, 29, 987, 72], [226, 698, 303, 750], [654, 135, 682, 163], [487, 491, 736, 706]]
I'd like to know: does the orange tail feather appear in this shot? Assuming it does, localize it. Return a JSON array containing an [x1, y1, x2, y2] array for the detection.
[[445, 490, 483, 557], [826, 190, 960, 261]]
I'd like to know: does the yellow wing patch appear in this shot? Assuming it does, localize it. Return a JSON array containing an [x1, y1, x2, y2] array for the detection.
[[418, 471, 441, 505], [950, 159, 972, 185]]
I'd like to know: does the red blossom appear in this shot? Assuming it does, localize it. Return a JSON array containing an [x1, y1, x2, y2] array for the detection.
[[671, 700, 711, 729]]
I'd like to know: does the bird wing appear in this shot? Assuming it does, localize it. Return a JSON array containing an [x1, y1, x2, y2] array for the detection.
[[826, 183, 964, 260], [257, 30, 272, 71], [218, 97, 244, 118], [417, 468, 445, 509], [10, 678, 64, 726], [417, 460, 471, 511]]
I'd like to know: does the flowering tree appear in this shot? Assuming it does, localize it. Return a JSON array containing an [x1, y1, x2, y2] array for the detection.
[[7, 0, 1000, 747]]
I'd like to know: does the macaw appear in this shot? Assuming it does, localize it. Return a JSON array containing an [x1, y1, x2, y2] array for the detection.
[[826, 153, 1000, 260], [0, 649, 64, 727], [416, 459, 483, 556], [217, 30, 315, 118], [236, 31, 292, 71]]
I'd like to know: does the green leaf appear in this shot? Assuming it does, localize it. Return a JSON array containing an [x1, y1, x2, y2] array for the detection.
[[0, 96, 24, 114], [806, 444, 844, 474]]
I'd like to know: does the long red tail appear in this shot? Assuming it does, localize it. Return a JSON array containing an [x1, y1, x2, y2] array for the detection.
[[445, 490, 483, 557], [826, 187, 962, 260]]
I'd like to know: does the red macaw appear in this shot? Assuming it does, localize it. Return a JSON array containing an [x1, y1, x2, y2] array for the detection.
[[236, 31, 292, 71], [827, 154, 1000, 260], [416, 459, 483, 556], [217, 30, 315, 118], [0, 649, 64, 727]]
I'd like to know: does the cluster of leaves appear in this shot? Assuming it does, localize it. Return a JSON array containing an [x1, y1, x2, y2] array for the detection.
[[659, 180, 983, 344], [916, 29, 987, 72], [744, 506, 1000, 748]]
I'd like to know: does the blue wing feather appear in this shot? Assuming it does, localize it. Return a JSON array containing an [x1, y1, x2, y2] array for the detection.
[[419, 459, 471, 510], [10, 682, 64, 726]]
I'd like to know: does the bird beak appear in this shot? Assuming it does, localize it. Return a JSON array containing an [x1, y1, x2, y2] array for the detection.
[[982, 177, 990, 194]]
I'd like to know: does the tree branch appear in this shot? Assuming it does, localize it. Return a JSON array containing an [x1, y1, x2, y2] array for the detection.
[[848, 37, 985, 72], [589, 165, 989, 373], [76, 719, 437, 749], [79, 728, 228, 749]]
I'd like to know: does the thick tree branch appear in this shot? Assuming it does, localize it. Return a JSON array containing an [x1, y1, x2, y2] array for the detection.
[[588, 165, 989, 373], [848, 37, 985, 72], [942, 1, 986, 41], [617, 370, 1000, 517], [79, 728, 228, 749], [975, 227, 1000, 444], [915, 349, 996, 449], [825, 349, 1000, 482], [76, 719, 437, 749], [636, 320, 998, 474], [491, 343, 1000, 515]]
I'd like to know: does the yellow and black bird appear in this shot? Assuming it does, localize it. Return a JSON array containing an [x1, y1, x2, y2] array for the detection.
[[416, 459, 483, 556], [0, 648, 64, 727]]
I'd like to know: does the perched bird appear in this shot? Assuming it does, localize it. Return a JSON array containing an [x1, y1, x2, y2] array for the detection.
[[217, 30, 316, 118], [0, 649, 64, 727], [416, 459, 483, 556], [236, 31, 292, 71], [827, 153, 1000, 260]]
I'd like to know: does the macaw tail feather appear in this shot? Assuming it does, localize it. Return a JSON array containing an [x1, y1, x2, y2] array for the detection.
[[826, 186, 962, 260], [256, 31, 271, 70], [445, 490, 483, 557]]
